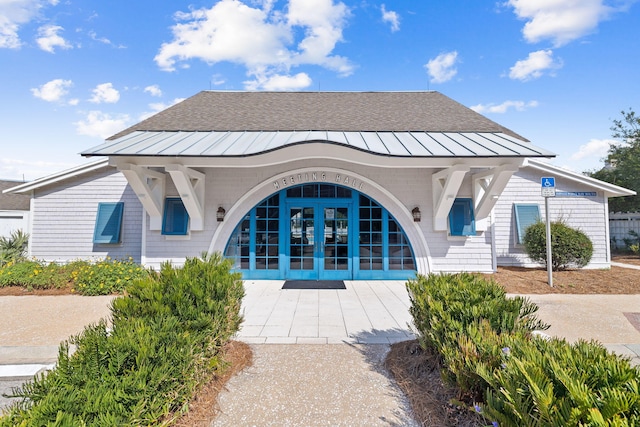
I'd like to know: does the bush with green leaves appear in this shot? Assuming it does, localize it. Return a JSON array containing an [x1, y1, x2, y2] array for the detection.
[[475, 337, 640, 426], [0, 252, 244, 426], [0, 257, 150, 295], [0, 229, 29, 266], [0, 259, 82, 289], [407, 272, 640, 426], [407, 273, 548, 396], [523, 220, 594, 271], [72, 256, 150, 295]]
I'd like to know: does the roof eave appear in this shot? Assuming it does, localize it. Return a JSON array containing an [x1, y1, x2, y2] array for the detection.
[[4, 159, 111, 194], [524, 158, 636, 198]]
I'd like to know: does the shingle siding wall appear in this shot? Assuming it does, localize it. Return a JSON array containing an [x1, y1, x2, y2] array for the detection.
[[30, 167, 143, 263], [494, 168, 609, 268]]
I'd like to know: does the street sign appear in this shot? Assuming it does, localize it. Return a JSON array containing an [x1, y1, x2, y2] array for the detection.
[[541, 177, 556, 197]]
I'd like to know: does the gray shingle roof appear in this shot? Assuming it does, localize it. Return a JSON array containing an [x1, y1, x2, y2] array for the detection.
[[108, 91, 528, 141], [0, 180, 30, 210]]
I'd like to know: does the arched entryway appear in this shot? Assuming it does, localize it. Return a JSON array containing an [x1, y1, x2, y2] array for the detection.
[[223, 183, 417, 280]]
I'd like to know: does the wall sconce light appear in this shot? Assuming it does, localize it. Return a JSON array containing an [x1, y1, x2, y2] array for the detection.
[[412, 207, 421, 222], [216, 206, 226, 222]]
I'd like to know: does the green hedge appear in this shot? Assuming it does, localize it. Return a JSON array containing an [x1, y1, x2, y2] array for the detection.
[[0, 257, 150, 295], [0, 253, 244, 426], [407, 273, 640, 426]]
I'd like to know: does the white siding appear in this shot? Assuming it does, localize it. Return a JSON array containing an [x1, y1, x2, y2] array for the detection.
[[30, 167, 143, 263], [494, 168, 610, 268], [0, 210, 29, 238]]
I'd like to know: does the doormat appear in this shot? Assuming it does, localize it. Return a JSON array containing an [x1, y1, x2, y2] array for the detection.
[[624, 313, 640, 333], [282, 280, 346, 290]]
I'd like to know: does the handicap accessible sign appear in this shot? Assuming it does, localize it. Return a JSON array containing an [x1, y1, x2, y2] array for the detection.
[[541, 177, 556, 197]]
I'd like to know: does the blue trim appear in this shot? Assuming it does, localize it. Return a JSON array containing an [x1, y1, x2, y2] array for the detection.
[[449, 198, 475, 236], [224, 184, 417, 280], [514, 204, 540, 244], [162, 198, 189, 235], [93, 202, 123, 244]]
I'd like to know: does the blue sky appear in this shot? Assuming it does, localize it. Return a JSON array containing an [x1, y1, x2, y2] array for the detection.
[[1, 0, 639, 181]]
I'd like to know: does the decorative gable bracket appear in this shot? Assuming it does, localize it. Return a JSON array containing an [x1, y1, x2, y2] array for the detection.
[[119, 163, 165, 230], [165, 164, 206, 230], [473, 164, 519, 218], [432, 165, 470, 231]]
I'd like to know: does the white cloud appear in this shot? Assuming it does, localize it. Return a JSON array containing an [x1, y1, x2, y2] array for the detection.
[[74, 111, 130, 139], [244, 72, 312, 91], [0, 0, 57, 49], [89, 83, 120, 104], [470, 100, 539, 114], [506, 0, 623, 47], [144, 85, 163, 97], [381, 4, 400, 32], [211, 74, 226, 86], [569, 138, 618, 161], [509, 49, 562, 81], [425, 51, 458, 84], [31, 78, 73, 102], [36, 24, 72, 52], [154, 0, 352, 90]]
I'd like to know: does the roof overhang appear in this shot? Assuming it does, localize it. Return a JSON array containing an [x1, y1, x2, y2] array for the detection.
[[523, 158, 636, 198], [3, 159, 110, 194], [82, 130, 556, 159]]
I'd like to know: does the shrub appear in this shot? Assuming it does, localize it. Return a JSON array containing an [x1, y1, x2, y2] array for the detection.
[[407, 272, 640, 427], [72, 256, 150, 295], [0, 259, 76, 289], [407, 273, 548, 396], [523, 220, 594, 271], [0, 229, 29, 266], [476, 337, 640, 426], [0, 257, 149, 294], [0, 252, 244, 426]]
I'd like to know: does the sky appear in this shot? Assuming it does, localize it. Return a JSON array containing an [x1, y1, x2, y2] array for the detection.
[[1, 0, 639, 182]]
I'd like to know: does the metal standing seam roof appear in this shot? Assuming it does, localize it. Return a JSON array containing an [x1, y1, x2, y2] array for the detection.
[[82, 130, 555, 158], [80, 91, 556, 159]]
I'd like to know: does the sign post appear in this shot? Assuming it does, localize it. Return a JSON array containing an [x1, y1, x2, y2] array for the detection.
[[541, 177, 555, 287]]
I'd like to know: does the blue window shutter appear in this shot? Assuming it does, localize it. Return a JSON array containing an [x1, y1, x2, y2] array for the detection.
[[449, 198, 475, 236], [93, 202, 124, 244], [162, 198, 189, 235], [514, 204, 540, 244]]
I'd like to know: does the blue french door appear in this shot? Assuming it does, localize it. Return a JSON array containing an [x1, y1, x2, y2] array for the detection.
[[286, 202, 351, 280]]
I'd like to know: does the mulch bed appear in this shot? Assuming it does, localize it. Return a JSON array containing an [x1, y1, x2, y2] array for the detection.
[[384, 340, 485, 427]]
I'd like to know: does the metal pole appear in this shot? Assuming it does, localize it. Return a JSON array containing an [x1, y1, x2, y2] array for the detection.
[[545, 196, 553, 287]]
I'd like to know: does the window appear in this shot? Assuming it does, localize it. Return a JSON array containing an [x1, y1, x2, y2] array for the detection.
[[93, 202, 124, 244], [514, 204, 540, 244], [162, 198, 189, 235], [449, 198, 475, 236]]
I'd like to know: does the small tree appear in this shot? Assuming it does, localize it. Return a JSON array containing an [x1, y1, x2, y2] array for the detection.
[[0, 229, 29, 266], [588, 109, 640, 212], [523, 221, 593, 271]]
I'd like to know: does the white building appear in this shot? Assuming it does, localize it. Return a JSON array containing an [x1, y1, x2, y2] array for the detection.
[[0, 180, 30, 239], [5, 91, 634, 279]]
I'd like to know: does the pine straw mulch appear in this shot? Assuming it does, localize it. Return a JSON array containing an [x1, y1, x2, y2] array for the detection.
[[385, 340, 485, 427], [172, 340, 253, 427]]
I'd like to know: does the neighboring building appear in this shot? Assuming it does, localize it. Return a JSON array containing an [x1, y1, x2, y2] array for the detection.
[[5, 91, 634, 279], [0, 180, 30, 239]]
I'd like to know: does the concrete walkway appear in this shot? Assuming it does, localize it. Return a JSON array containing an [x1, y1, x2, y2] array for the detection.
[[236, 280, 416, 344]]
